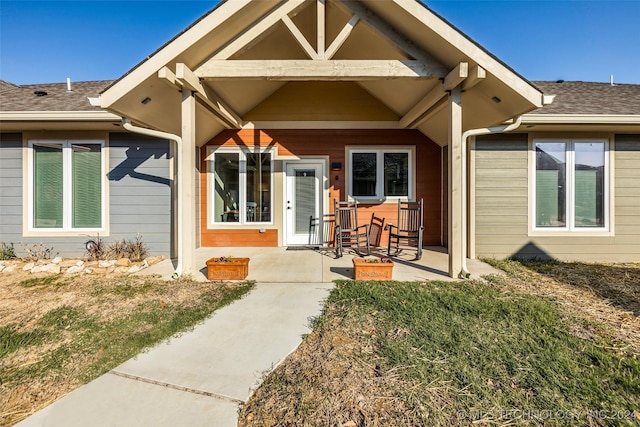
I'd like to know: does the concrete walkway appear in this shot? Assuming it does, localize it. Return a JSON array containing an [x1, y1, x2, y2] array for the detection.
[[17, 282, 334, 427], [17, 248, 502, 426]]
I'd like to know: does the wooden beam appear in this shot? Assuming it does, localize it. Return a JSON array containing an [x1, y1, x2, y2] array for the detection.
[[339, 1, 443, 66], [447, 86, 463, 278], [180, 90, 198, 275], [158, 66, 181, 89], [461, 65, 486, 91], [282, 15, 320, 59], [443, 62, 468, 91], [317, 0, 325, 58], [325, 14, 360, 59], [211, 0, 308, 60], [175, 63, 242, 129], [175, 63, 206, 93], [399, 85, 446, 128], [195, 60, 447, 80]]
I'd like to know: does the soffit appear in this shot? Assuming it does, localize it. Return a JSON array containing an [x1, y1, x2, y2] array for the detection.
[[101, 0, 543, 147]]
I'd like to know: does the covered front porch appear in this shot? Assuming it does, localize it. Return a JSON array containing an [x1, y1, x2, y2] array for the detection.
[[99, 0, 546, 279], [142, 246, 502, 282]]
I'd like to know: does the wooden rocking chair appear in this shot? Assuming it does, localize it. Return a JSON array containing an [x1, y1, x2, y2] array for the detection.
[[387, 199, 424, 260], [334, 200, 370, 257]]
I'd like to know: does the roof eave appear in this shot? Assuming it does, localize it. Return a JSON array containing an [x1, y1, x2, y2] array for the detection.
[[0, 111, 121, 121], [99, 0, 251, 111], [522, 114, 640, 125], [392, 0, 544, 109]]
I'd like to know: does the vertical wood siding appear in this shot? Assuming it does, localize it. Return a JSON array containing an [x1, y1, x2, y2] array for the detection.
[[474, 133, 640, 261], [200, 129, 442, 247]]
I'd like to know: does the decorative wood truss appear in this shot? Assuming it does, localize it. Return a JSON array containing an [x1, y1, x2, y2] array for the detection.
[[158, 0, 486, 130]]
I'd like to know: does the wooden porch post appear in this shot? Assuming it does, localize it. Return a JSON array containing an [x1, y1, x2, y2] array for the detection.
[[447, 86, 463, 278], [181, 90, 198, 275]]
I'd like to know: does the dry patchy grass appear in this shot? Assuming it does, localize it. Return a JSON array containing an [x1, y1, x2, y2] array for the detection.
[[0, 269, 253, 426], [484, 260, 640, 355], [240, 261, 640, 427]]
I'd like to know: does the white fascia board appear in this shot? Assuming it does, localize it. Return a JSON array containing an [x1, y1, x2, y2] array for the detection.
[[0, 111, 121, 121], [392, 0, 544, 108], [522, 114, 640, 125], [100, 0, 252, 109]]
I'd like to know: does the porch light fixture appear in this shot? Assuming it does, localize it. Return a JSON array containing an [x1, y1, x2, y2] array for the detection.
[[141, 97, 152, 105], [331, 162, 342, 171]]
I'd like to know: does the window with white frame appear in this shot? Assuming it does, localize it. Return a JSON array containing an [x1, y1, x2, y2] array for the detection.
[[533, 139, 608, 230], [348, 147, 413, 200], [210, 148, 272, 224], [29, 140, 105, 231]]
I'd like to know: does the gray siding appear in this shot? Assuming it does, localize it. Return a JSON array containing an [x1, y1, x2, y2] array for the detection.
[[108, 133, 172, 256], [474, 133, 640, 261], [0, 133, 172, 258], [0, 135, 24, 247]]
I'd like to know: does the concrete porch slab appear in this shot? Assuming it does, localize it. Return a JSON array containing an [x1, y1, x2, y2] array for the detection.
[[137, 246, 503, 283]]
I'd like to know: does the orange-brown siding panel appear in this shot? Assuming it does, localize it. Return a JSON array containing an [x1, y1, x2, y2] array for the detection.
[[201, 229, 278, 247], [200, 129, 442, 247]]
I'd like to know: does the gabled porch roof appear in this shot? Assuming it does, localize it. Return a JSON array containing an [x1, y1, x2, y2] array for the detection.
[[100, 0, 545, 146], [98, 0, 548, 279]]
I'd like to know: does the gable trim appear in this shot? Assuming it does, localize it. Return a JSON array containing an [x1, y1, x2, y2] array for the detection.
[[393, 0, 543, 108], [100, 0, 252, 109], [195, 59, 448, 81]]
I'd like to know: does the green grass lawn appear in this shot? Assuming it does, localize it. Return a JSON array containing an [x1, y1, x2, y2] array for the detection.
[[241, 277, 640, 426]]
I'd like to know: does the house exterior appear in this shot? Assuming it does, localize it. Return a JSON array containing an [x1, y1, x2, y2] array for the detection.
[[0, 80, 173, 256], [1, 0, 639, 277], [474, 81, 640, 262]]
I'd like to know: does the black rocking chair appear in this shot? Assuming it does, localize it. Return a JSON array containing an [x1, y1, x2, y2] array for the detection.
[[387, 199, 424, 260], [334, 200, 370, 258]]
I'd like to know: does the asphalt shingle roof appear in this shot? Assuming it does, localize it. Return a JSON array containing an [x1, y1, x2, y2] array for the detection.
[[1, 79, 639, 116], [0, 80, 114, 112], [531, 81, 640, 115]]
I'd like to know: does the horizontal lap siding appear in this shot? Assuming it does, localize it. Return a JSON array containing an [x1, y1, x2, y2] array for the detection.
[[614, 136, 640, 257], [108, 133, 172, 256], [201, 230, 277, 246], [475, 134, 640, 261], [0, 133, 172, 258], [0, 135, 24, 251], [201, 129, 441, 247], [474, 134, 530, 258]]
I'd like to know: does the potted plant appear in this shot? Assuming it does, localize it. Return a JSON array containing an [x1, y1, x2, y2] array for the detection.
[[206, 256, 250, 280], [352, 256, 394, 280]]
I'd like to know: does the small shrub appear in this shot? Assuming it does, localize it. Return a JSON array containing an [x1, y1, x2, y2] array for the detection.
[[20, 242, 57, 261], [1, 242, 17, 260], [86, 234, 148, 261], [84, 235, 106, 261], [102, 233, 149, 262], [105, 238, 128, 260], [126, 234, 148, 262]]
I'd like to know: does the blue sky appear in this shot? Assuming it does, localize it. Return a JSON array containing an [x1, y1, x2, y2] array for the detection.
[[1, 1, 639, 85]]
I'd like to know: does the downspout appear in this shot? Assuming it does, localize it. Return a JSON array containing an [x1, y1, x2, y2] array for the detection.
[[460, 115, 523, 278], [121, 118, 184, 278]]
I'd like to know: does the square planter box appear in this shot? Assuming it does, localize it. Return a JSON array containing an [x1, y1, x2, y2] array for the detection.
[[352, 257, 394, 281], [206, 257, 250, 280]]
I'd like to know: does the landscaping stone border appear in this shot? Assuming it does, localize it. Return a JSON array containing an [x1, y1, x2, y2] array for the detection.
[[0, 256, 165, 276]]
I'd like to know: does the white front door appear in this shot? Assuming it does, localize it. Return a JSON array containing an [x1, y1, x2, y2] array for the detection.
[[285, 161, 324, 246]]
